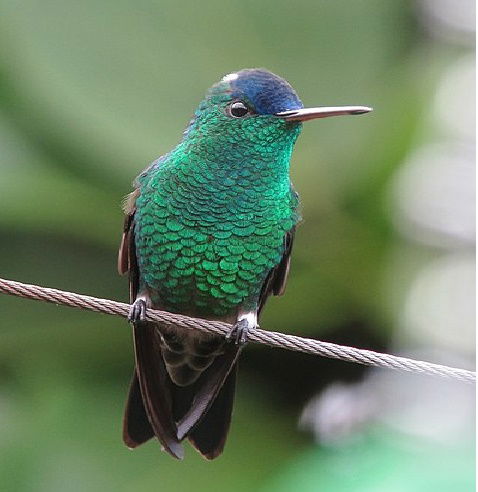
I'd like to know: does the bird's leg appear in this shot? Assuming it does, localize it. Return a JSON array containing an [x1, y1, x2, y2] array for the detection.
[[128, 291, 152, 323], [226, 311, 257, 345]]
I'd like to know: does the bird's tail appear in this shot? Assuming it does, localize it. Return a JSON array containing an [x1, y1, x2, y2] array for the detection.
[[123, 322, 241, 459]]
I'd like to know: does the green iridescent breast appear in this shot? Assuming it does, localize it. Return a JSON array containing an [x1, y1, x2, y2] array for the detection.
[[134, 154, 299, 317]]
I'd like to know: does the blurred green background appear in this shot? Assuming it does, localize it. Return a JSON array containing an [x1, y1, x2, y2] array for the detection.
[[0, 1, 474, 491]]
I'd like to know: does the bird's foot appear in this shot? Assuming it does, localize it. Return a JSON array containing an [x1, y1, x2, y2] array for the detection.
[[225, 313, 257, 345], [128, 298, 148, 322]]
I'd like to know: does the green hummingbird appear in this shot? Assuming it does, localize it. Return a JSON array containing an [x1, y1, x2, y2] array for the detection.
[[118, 68, 371, 460]]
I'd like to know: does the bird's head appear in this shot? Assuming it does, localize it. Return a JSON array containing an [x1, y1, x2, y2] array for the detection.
[[183, 68, 371, 156]]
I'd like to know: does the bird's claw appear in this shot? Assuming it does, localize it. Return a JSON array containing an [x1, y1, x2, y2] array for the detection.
[[225, 319, 252, 345], [128, 298, 147, 322]]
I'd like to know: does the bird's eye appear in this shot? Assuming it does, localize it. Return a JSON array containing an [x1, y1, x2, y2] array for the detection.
[[227, 101, 250, 118]]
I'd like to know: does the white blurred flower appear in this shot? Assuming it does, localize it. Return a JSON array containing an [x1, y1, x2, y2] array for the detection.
[[417, 0, 475, 45], [400, 254, 475, 352], [433, 55, 475, 142], [391, 142, 475, 248]]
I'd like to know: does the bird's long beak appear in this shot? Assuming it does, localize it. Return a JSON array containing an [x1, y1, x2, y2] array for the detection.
[[276, 105, 372, 122]]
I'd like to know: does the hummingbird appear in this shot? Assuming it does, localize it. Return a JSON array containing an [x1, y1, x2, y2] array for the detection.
[[118, 68, 371, 460]]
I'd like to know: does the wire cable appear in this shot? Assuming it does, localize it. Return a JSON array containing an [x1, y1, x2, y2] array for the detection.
[[0, 277, 474, 384]]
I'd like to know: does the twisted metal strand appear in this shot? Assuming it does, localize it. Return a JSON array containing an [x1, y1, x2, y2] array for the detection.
[[0, 277, 474, 384]]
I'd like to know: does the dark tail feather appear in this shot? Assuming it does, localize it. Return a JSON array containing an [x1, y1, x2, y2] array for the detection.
[[132, 322, 184, 460], [123, 372, 154, 448], [175, 346, 241, 441], [172, 346, 240, 460], [188, 366, 237, 460]]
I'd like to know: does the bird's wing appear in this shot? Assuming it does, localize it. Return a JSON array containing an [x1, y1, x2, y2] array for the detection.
[[131, 322, 184, 459], [118, 155, 167, 276], [117, 189, 139, 277], [119, 191, 184, 459], [258, 227, 296, 314], [122, 371, 154, 447]]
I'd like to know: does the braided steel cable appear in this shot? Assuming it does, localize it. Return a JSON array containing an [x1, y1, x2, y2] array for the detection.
[[0, 277, 474, 384]]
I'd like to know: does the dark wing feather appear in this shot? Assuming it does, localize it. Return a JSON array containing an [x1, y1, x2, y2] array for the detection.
[[123, 372, 154, 447], [258, 227, 295, 314], [132, 322, 184, 459], [118, 215, 133, 276], [118, 189, 139, 276], [120, 198, 183, 459]]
